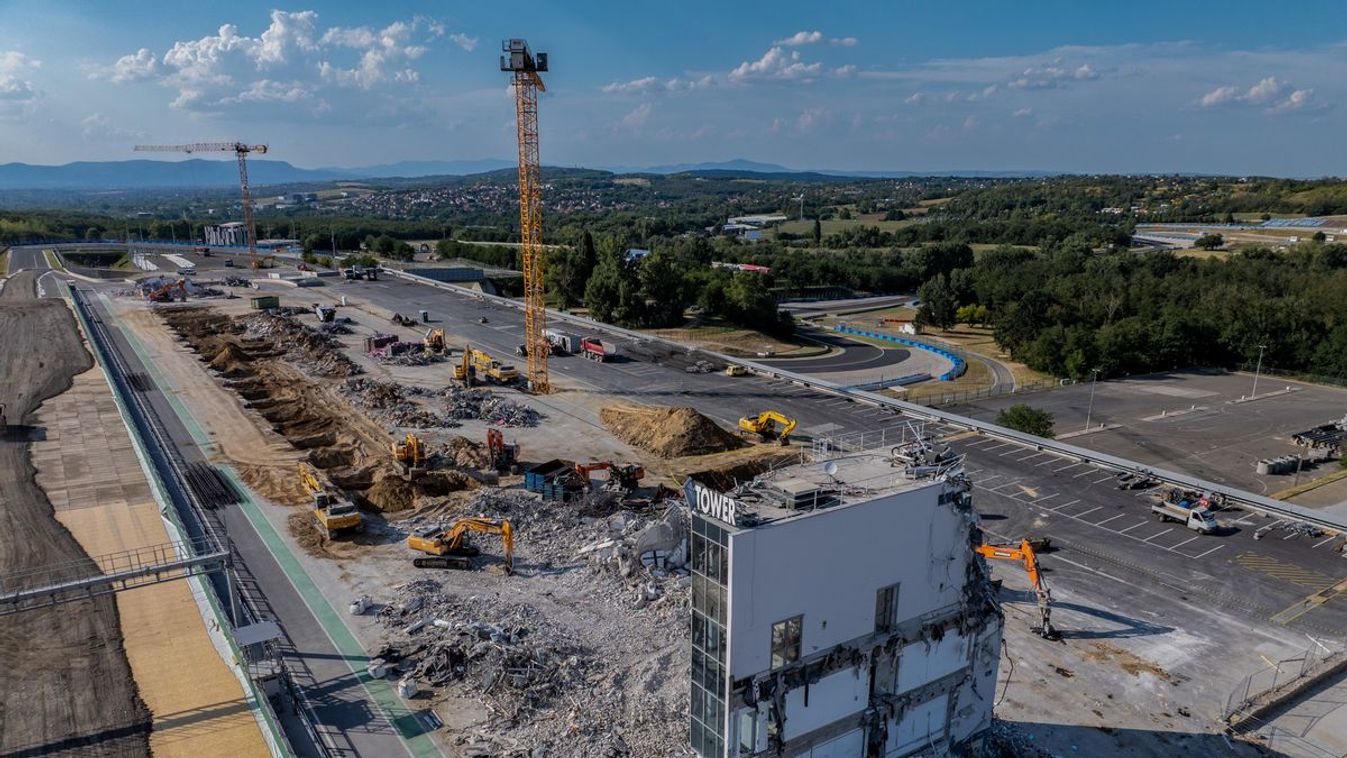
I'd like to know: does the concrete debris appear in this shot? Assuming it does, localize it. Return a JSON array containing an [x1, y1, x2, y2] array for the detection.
[[221, 275, 252, 288], [342, 377, 460, 429], [239, 312, 361, 377], [979, 720, 1052, 757], [441, 385, 543, 427], [684, 359, 715, 374]]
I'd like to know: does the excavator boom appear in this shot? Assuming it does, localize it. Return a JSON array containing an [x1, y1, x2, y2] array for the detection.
[[974, 539, 1058, 640], [409, 517, 514, 573]]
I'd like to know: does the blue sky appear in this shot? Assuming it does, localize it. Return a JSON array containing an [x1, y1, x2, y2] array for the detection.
[[0, 1, 1345, 175]]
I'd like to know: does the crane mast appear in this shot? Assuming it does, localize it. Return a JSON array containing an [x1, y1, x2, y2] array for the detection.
[[501, 39, 550, 393], [133, 142, 268, 265]]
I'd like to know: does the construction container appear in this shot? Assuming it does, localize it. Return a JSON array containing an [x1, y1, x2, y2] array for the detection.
[[250, 295, 280, 310], [524, 458, 574, 494]]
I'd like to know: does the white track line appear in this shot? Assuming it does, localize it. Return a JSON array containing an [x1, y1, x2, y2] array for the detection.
[[1072, 506, 1101, 519], [1143, 528, 1174, 543], [1095, 514, 1126, 527], [1193, 545, 1225, 559], [1172, 535, 1201, 550], [1118, 521, 1150, 534], [1313, 536, 1337, 549], [1055, 462, 1083, 472]]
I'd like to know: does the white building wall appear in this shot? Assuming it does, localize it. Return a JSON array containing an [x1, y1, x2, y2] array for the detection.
[[781, 668, 868, 741], [895, 633, 969, 694], [886, 694, 948, 757], [725, 480, 968, 679], [794, 728, 865, 758]]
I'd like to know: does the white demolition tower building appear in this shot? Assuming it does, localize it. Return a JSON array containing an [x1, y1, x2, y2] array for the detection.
[[687, 431, 1003, 757]]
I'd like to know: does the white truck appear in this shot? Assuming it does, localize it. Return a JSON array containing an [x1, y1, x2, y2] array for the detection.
[[544, 329, 583, 354], [1151, 502, 1218, 534]]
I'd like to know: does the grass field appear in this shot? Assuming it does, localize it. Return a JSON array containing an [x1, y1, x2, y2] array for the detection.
[[643, 322, 828, 358], [903, 353, 994, 402], [0, 248, 8, 275], [778, 212, 918, 236]]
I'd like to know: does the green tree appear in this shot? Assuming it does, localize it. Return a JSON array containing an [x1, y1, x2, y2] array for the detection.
[[1313, 231, 1327, 242], [996, 404, 1056, 438], [1194, 233, 1224, 250], [916, 275, 958, 330], [812, 218, 822, 246]]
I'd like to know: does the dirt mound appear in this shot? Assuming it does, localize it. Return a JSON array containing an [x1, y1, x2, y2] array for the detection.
[[308, 446, 356, 469], [681, 450, 799, 491], [445, 435, 491, 469], [364, 471, 477, 512], [208, 342, 252, 373], [600, 404, 744, 458]]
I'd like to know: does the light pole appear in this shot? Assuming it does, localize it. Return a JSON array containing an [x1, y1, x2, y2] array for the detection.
[[1084, 368, 1101, 432], [1251, 344, 1267, 399]]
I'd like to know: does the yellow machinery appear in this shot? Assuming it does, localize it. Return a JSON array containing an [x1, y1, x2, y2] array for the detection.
[[392, 433, 427, 478], [134, 142, 267, 267], [974, 539, 1058, 640], [725, 365, 749, 377], [738, 411, 798, 446], [423, 328, 447, 353], [461, 347, 519, 384], [501, 39, 551, 393], [251, 254, 277, 270], [298, 463, 362, 538], [408, 517, 515, 573]]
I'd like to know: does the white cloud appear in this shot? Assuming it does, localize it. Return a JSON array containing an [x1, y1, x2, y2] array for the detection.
[[1008, 60, 1101, 89], [729, 46, 823, 82], [795, 107, 826, 133], [830, 37, 858, 47], [962, 115, 979, 131], [98, 10, 454, 117], [620, 102, 652, 129], [1199, 85, 1239, 107], [833, 64, 856, 77], [1013, 107, 1033, 118], [1198, 76, 1320, 114], [905, 92, 926, 105], [80, 113, 146, 142], [0, 51, 40, 103], [603, 76, 659, 94], [666, 75, 715, 91], [775, 31, 822, 46]]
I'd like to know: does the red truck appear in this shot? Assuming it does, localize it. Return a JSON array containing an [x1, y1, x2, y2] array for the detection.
[[580, 337, 619, 362]]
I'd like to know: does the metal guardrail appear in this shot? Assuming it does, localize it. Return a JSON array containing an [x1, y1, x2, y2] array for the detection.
[[386, 268, 1347, 533]]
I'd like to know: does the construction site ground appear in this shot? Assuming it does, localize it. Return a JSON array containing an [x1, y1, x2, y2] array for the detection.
[[31, 365, 270, 758], [45, 252, 1347, 757]]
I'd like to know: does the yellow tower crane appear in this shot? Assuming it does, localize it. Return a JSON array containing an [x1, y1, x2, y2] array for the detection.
[[133, 142, 268, 267], [500, 39, 550, 393]]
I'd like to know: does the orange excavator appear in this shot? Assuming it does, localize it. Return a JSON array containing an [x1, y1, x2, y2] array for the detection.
[[146, 279, 187, 303], [408, 517, 514, 573], [392, 433, 427, 479], [975, 539, 1058, 640], [570, 461, 644, 491]]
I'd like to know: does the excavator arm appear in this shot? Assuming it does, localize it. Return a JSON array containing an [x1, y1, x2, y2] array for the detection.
[[974, 539, 1058, 640], [411, 517, 514, 573], [738, 410, 798, 445]]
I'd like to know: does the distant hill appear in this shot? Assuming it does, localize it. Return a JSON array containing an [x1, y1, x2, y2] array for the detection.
[[0, 156, 1061, 191], [0, 159, 347, 190]]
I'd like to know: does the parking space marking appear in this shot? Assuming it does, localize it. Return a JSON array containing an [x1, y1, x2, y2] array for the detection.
[[1073, 468, 1099, 479], [1143, 529, 1174, 543], [984, 442, 1014, 452], [975, 474, 1002, 484], [1313, 536, 1338, 549], [1193, 545, 1225, 560], [1055, 462, 1084, 473], [1091, 474, 1115, 485], [1095, 514, 1126, 527], [1172, 535, 1201, 550], [1017, 451, 1047, 462], [1233, 515, 1258, 526], [1072, 506, 1102, 519], [1050, 498, 1081, 511], [1118, 521, 1150, 534]]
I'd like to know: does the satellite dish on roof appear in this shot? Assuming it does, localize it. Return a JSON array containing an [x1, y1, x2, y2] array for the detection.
[[823, 461, 839, 478]]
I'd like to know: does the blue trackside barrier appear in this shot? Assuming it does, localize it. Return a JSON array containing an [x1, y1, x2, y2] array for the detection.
[[847, 373, 931, 391], [834, 324, 967, 381]]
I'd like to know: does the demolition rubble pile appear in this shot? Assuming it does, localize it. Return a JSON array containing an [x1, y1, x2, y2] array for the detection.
[[341, 377, 457, 429], [372, 489, 692, 756], [442, 385, 543, 427], [600, 404, 743, 458], [240, 312, 361, 378]]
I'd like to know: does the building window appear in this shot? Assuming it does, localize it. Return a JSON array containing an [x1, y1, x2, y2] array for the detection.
[[770, 616, 803, 669], [875, 584, 899, 634]]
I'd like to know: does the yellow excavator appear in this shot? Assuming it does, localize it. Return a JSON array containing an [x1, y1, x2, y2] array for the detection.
[[408, 517, 515, 573], [392, 433, 427, 478], [299, 463, 362, 539], [251, 254, 277, 270], [454, 344, 519, 385], [975, 538, 1058, 640], [423, 328, 447, 353], [738, 410, 798, 446]]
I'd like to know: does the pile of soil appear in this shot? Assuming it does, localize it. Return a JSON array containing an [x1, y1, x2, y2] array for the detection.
[[681, 450, 799, 491], [600, 404, 744, 458], [363, 471, 477, 512], [445, 435, 491, 469]]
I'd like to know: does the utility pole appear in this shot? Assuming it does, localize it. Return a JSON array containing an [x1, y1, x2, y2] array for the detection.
[[1251, 344, 1267, 399], [1083, 368, 1101, 432]]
